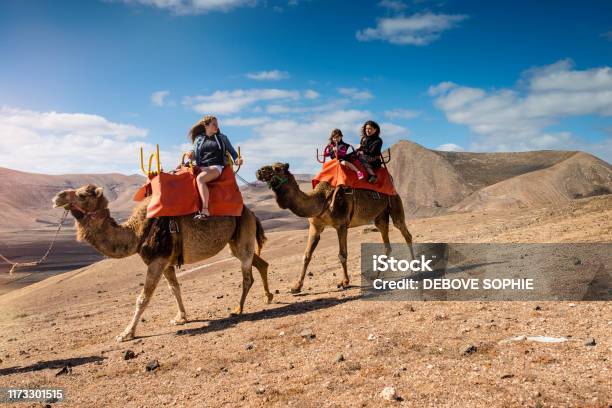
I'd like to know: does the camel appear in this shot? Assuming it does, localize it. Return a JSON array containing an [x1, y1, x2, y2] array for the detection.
[[256, 162, 413, 293], [52, 184, 273, 342]]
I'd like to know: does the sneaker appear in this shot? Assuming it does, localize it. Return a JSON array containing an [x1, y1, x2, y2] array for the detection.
[[194, 210, 210, 220], [368, 175, 377, 184], [356, 171, 365, 180]]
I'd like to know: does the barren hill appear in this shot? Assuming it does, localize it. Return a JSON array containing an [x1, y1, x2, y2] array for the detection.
[[387, 141, 612, 216], [451, 152, 612, 212], [0, 167, 145, 231], [1, 142, 611, 232]]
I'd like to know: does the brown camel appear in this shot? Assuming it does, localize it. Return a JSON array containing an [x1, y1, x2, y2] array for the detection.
[[52, 184, 272, 342], [256, 162, 413, 293]]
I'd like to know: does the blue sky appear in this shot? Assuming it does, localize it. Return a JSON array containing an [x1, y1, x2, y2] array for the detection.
[[1, 0, 611, 177]]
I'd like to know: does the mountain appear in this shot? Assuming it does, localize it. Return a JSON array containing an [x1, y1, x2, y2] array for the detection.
[[1, 141, 610, 231], [0, 167, 145, 231], [387, 141, 612, 216]]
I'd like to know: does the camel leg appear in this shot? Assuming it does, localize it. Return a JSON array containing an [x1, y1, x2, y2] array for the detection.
[[253, 253, 273, 304], [336, 225, 350, 289], [163, 265, 187, 325], [374, 212, 392, 256], [389, 196, 415, 259], [229, 239, 255, 316], [292, 221, 325, 293], [116, 258, 166, 342]]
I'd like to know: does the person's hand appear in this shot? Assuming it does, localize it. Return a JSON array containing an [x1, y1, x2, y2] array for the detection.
[[235, 157, 244, 166], [185, 151, 195, 160]]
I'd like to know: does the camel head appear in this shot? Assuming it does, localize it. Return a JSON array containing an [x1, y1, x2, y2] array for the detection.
[[256, 162, 291, 189], [52, 184, 108, 220]]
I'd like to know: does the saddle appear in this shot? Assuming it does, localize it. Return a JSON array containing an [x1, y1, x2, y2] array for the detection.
[[134, 165, 244, 218], [312, 159, 397, 196]]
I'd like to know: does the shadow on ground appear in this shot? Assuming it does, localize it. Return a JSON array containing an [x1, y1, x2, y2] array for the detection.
[[177, 294, 360, 337], [0, 356, 106, 376]]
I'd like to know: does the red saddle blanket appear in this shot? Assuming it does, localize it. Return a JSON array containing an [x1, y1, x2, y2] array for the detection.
[[134, 166, 244, 218], [312, 159, 397, 195]]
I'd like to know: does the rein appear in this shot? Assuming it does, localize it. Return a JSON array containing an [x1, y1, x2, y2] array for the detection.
[[68, 203, 107, 220]]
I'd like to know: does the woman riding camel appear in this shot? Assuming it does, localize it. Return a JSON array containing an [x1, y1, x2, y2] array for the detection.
[[185, 115, 243, 220], [323, 128, 364, 180], [356, 120, 383, 184]]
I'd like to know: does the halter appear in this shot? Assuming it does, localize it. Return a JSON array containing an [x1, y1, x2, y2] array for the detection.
[[266, 174, 289, 190], [68, 202, 107, 220]]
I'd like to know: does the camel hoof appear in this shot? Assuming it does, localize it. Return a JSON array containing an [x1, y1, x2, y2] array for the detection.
[[230, 306, 243, 316], [336, 280, 350, 289], [290, 285, 302, 294], [170, 316, 187, 326], [265, 293, 274, 304], [116, 332, 134, 342]]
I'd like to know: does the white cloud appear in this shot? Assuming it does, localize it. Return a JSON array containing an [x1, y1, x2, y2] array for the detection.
[[0, 106, 184, 174], [151, 90, 170, 106], [429, 60, 612, 161], [117, 0, 255, 15], [427, 81, 457, 96], [224, 116, 271, 126], [237, 109, 373, 176], [303, 89, 320, 99], [436, 143, 464, 152], [338, 87, 373, 100], [384, 108, 421, 119], [378, 0, 407, 12], [381, 122, 410, 137], [356, 13, 468, 46], [246, 70, 290, 81], [265, 99, 351, 115], [601, 31, 612, 41], [183, 88, 300, 115]]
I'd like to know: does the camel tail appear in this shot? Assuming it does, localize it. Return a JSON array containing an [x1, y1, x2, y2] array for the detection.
[[255, 215, 267, 255]]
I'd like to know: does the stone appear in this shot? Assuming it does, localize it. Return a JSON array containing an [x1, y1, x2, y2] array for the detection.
[[146, 360, 160, 372], [123, 350, 136, 360], [300, 329, 315, 339], [584, 337, 596, 346], [462, 345, 477, 355], [55, 366, 72, 376], [380, 386, 401, 401]]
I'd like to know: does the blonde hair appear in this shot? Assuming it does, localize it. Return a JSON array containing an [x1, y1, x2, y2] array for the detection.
[[188, 115, 218, 143]]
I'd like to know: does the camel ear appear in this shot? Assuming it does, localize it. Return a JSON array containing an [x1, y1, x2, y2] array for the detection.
[[95, 187, 104, 197], [283, 163, 289, 171]]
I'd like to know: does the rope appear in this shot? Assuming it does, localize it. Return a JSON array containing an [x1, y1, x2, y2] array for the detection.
[[0, 209, 69, 275], [235, 173, 258, 188]]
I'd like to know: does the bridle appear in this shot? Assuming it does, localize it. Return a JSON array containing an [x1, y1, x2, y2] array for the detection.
[[266, 173, 289, 191], [67, 202, 107, 220]]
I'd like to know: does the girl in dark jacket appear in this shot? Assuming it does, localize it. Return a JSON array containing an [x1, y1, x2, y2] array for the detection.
[[185, 115, 242, 219], [356, 120, 383, 183], [323, 128, 364, 179]]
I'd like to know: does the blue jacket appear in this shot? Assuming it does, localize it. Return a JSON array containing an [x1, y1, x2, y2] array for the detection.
[[191, 132, 238, 167]]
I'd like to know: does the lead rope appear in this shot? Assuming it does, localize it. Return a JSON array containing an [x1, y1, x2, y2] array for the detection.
[[0, 209, 69, 275]]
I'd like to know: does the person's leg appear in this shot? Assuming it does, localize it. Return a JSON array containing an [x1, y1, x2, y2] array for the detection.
[[196, 166, 221, 216], [340, 160, 364, 180]]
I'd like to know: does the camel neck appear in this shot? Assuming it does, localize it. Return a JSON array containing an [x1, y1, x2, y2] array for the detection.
[[76, 212, 141, 259], [274, 176, 327, 218]]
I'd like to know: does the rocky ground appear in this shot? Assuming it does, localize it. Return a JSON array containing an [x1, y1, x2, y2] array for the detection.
[[0, 195, 610, 407]]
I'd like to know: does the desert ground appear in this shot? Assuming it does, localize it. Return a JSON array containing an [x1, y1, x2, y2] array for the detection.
[[0, 194, 610, 407]]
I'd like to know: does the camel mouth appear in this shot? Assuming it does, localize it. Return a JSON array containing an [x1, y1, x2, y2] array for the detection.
[[52, 195, 71, 209]]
